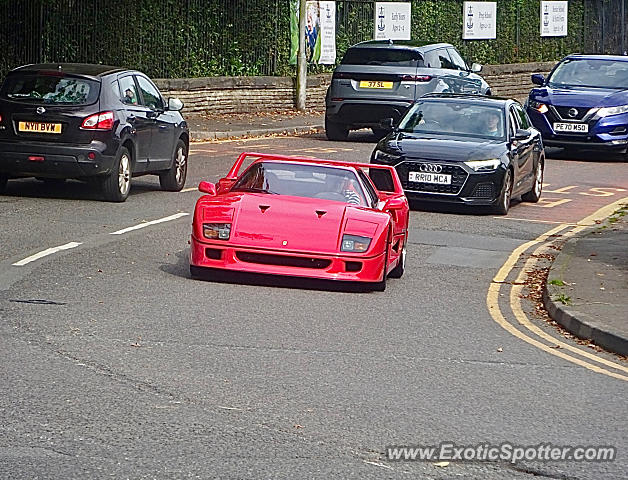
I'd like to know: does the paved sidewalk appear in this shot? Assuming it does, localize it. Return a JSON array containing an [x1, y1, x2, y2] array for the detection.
[[186, 110, 325, 141], [544, 208, 628, 356]]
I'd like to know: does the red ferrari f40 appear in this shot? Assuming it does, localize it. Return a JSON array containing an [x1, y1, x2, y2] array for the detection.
[[189, 152, 409, 291]]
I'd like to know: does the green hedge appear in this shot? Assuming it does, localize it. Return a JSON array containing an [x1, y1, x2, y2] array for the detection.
[[0, 0, 623, 80]]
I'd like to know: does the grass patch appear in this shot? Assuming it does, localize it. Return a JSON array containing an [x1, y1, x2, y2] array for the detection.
[[549, 279, 565, 286], [555, 293, 572, 305]]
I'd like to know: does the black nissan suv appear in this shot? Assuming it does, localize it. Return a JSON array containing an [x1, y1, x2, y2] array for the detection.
[[325, 41, 491, 141], [0, 63, 189, 202]]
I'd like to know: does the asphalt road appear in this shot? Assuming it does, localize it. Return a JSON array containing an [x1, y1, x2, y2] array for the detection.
[[1, 132, 627, 479]]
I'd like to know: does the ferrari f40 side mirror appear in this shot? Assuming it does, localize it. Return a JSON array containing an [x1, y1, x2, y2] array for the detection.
[[198, 181, 217, 195]]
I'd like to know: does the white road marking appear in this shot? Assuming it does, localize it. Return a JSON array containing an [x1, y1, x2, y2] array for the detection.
[[110, 213, 190, 235], [12, 242, 82, 267], [181, 187, 198, 193]]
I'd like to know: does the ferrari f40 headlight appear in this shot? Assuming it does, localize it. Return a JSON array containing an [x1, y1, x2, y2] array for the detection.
[[597, 104, 628, 118], [464, 158, 501, 172], [203, 223, 231, 240], [341, 234, 371, 253]]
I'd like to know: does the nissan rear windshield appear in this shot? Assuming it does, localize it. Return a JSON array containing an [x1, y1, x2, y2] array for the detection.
[[341, 48, 424, 67], [1, 72, 100, 105]]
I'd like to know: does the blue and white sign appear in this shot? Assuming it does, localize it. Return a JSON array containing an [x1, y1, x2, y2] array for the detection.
[[462, 2, 497, 40], [374, 2, 411, 41], [541, 1, 568, 37]]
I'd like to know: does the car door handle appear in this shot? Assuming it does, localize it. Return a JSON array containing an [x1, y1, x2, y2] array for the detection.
[[159, 125, 168, 130], [127, 115, 136, 122]]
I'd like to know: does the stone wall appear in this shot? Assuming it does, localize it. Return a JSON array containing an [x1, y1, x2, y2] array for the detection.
[[154, 75, 330, 115], [482, 62, 556, 103], [154, 61, 556, 116]]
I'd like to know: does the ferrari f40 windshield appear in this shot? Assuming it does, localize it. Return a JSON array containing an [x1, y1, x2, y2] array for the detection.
[[231, 162, 368, 206], [399, 101, 505, 139], [548, 58, 628, 89]]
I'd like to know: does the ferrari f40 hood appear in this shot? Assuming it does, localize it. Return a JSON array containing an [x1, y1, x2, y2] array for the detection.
[[200, 193, 387, 254]]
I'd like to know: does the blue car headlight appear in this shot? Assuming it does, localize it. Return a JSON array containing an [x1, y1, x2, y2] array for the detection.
[[341, 234, 371, 253], [597, 104, 628, 118], [528, 99, 548, 114]]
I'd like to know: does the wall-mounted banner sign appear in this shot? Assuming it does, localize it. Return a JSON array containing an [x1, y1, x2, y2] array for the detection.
[[540, 1, 568, 37], [374, 2, 411, 41], [319, 1, 336, 64], [462, 2, 497, 40], [290, 1, 336, 65]]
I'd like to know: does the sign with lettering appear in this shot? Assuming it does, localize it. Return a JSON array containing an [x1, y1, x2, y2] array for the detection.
[[319, 1, 336, 64], [540, 1, 568, 37], [462, 2, 497, 40], [374, 2, 411, 41]]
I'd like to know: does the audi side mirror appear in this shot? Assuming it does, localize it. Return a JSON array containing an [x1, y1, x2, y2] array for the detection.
[[513, 129, 532, 141], [379, 117, 395, 131], [531, 74, 545, 86]]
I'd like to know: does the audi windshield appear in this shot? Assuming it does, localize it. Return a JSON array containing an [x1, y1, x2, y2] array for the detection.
[[398, 101, 506, 140]]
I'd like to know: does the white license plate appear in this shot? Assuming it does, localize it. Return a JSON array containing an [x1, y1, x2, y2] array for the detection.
[[408, 172, 452, 185], [553, 122, 588, 133]]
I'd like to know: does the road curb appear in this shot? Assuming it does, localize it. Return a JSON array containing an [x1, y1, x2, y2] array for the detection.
[[543, 237, 628, 356], [191, 124, 323, 141]]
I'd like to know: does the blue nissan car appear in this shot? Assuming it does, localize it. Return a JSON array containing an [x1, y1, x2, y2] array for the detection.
[[525, 54, 628, 159]]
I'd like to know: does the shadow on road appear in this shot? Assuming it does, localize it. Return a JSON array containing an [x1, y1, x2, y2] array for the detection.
[[159, 248, 377, 293], [546, 147, 627, 162], [0, 177, 163, 202]]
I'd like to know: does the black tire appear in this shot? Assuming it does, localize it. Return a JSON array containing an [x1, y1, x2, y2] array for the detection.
[[522, 158, 544, 203], [101, 146, 132, 202], [0, 175, 7, 194], [325, 117, 349, 141], [159, 139, 188, 191], [493, 168, 513, 215], [388, 236, 406, 279]]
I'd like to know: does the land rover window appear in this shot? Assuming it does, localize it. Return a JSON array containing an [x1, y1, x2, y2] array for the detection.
[[341, 48, 423, 67]]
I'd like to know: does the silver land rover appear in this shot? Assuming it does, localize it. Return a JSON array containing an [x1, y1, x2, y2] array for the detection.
[[325, 40, 491, 141]]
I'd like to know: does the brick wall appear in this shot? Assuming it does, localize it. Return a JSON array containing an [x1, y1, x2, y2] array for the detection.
[[154, 62, 556, 116]]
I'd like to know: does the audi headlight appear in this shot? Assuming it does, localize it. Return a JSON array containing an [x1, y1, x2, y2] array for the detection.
[[203, 223, 231, 240], [528, 99, 548, 114], [597, 104, 628, 118], [341, 234, 371, 253], [464, 158, 501, 172], [372, 150, 402, 164]]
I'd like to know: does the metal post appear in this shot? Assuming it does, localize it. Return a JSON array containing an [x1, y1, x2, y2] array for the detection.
[[296, 0, 307, 111], [623, 0, 627, 54]]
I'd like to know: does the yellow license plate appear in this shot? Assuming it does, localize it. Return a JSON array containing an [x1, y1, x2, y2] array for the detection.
[[18, 121, 62, 134], [359, 80, 393, 89]]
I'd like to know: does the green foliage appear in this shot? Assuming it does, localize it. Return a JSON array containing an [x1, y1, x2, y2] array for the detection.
[[0, 0, 624, 80]]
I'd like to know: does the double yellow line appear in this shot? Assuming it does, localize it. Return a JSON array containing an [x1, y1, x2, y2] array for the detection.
[[487, 197, 628, 381]]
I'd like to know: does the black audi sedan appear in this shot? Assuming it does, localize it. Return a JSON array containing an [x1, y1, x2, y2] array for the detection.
[[370, 94, 545, 214], [0, 63, 189, 202]]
